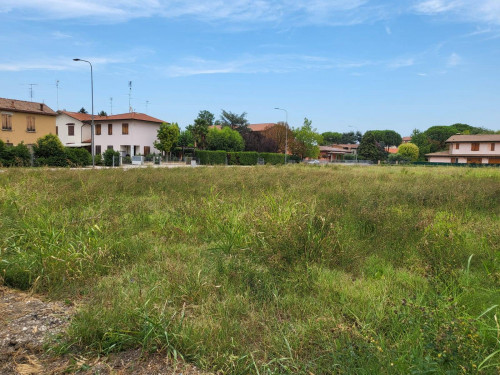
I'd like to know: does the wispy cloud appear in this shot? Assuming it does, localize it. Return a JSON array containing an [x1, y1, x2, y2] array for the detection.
[[1, 0, 391, 25], [0, 54, 139, 72], [413, 0, 500, 25], [388, 58, 415, 69], [447, 52, 461, 66]]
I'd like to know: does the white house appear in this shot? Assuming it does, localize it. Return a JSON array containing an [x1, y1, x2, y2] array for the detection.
[[56, 111, 165, 156], [426, 134, 500, 164]]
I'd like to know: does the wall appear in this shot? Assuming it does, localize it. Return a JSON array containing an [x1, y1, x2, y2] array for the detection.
[[450, 142, 499, 156], [1, 112, 56, 145]]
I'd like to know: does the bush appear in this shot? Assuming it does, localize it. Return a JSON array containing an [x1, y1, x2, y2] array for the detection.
[[103, 149, 120, 166], [388, 153, 413, 164], [236, 152, 259, 165], [33, 134, 68, 167], [0, 140, 31, 167], [65, 148, 92, 167], [259, 152, 286, 165], [195, 150, 227, 165], [206, 127, 245, 152], [397, 143, 419, 161]]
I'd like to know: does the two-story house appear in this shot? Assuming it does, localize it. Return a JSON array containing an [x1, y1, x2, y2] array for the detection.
[[57, 111, 165, 156], [426, 134, 500, 164], [1, 98, 56, 146]]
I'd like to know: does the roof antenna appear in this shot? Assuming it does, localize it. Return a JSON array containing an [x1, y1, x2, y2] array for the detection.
[[56, 80, 60, 110], [110, 97, 113, 115], [128, 81, 132, 112], [28, 83, 38, 102]]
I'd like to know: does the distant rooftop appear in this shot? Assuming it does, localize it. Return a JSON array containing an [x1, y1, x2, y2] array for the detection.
[[60, 111, 165, 124], [0, 97, 56, 116]]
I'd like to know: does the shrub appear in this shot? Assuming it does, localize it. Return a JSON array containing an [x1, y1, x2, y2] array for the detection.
[[237, 151, 259, 165], [0, 140, 31, 167], [195, 150, 227, 165], [397, 143, 419, 161], [388, 153, 412, 164], [259, 152, 286, 165], [33, 134, 68, 167], [65, 148, 92, 167], [103, 149, 120, 166], [206, 127, 245, 152]]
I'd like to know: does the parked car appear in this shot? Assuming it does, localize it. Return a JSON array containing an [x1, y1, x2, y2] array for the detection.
[[307, 160, 320, 164]]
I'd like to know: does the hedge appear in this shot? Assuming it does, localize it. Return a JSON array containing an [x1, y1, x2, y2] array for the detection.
[[0, 140, 31, 167], [195, 150, 287, 165]]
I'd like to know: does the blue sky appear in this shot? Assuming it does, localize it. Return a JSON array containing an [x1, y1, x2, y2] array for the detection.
[[1, 0, 500, 136]]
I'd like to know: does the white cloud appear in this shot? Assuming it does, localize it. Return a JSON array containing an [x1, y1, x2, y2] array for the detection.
[[388, 58, 415, 69], [447, 52, 461, 66], [385, 25, 392, 35], [413, 0, 500, 25], [1, 0, 389, 25], [163, 54, 376, 77]]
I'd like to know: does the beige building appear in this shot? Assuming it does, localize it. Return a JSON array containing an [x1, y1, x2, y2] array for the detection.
[[426, 134, 500, 164], [0, 98, 56, 146]]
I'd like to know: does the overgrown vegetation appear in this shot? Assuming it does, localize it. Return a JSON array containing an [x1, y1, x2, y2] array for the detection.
[[0, 166, 499, 374]]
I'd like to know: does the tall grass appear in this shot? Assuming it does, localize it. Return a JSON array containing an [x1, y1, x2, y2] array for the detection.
[[1, 165, 499, 373]]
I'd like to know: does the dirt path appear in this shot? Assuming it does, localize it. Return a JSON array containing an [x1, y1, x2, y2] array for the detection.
[[0, 286, 208, 374]]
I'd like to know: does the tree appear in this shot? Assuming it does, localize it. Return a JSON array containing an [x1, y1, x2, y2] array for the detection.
[[98, 110, 107, 116], [33, 134, 68, 166], [154, 122, 180, 158], [410, 129, 432, 161], [358, 132, 385, 162], [242, 131, 277, 152], [365, 130, 402, 150], [219, 110, 249, 134], [178, 130, 195, 158], [397, 143, 419, 161], [290, 118, 323, 159], [78, 107, 88, 114], [197, 110, 215, 126], [321, 131, 342, 145], [206, 127, 244, 152], [340, 131, 362, 144], [262, 122, 294, 153]]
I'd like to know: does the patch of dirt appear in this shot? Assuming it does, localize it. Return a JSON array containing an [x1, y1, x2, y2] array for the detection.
[[0, 286, 209, 374]]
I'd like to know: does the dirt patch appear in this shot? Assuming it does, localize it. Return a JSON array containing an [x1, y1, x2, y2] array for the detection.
[[0, 286, 209, 374]]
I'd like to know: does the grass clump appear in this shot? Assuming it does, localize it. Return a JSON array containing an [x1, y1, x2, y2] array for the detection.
[[0, 165, 499, 373]]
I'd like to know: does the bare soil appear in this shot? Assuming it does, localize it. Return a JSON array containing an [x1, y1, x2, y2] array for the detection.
[[0, 286, 208, 374]]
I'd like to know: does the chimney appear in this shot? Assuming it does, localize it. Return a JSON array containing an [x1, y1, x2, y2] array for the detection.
[[40, 103, 44, 111]]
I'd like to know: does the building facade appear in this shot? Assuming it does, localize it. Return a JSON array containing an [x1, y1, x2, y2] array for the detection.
[[57, 111, 165, 156], [1, 98, 56, 146], [426, 134, 500, 164]]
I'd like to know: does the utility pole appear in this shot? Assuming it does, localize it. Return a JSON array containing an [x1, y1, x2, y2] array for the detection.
[[128, 81, 132, 112], [110, 97, 113, 115], [28, 84, 38, 102], [56, 80, 60, 110]]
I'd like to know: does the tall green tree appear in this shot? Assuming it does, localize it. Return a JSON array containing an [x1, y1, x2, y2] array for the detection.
[[321, 131, 342, 145], [358, 132, 386, 162], [178, 130, 195, 159], [154, 122, 180, 158], [410, 129, 432, 161], [291, 118, 323, 159], [219, 110, 249, 134], [78, 107, 88, 114], [188, 111, 215, 149], [197, 110, 215, 126], [98, 110, 107, 116]]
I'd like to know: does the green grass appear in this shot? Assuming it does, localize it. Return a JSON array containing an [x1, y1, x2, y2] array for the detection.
[[1, 165, 499, 374]]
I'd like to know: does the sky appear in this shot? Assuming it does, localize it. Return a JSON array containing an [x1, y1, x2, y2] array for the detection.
[[1, 0, 500, 136]]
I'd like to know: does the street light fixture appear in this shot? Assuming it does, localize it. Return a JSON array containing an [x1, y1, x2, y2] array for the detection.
[[73, 58, 95, 167], [274, 107, 288, 164]]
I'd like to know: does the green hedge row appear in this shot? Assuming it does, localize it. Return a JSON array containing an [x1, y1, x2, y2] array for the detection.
[[195, 150, 287, 165]]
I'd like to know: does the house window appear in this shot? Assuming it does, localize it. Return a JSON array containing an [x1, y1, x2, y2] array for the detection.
[[68, 124, 74, 136], [455, 143, 459, 150], [26, 116, 35, 132], [108, 124, 113, 135], [491, 143, 496, 151], [95, 124, 101, 135], [144, 146, 151, 155], [2, 114, 12, 131], [56, 126, 58, 135], [471, 143, 479, 151], [122, 123, 129, 135], [107, 145, 113, 150], [95, 145, 102, 155], [451, 158, 458, 163]]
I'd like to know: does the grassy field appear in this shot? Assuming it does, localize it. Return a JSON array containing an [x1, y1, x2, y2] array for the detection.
[[1, 165, 499, 374]]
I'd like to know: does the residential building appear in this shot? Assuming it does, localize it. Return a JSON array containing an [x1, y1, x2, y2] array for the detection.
[[319, 146, 350, 161], [426, 134, 500, 164], [402, 136, 412, 143], [0, 98, 56, 146], [57, 111, 165, 156]]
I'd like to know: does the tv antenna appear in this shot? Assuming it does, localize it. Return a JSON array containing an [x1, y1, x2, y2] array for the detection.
[[27, 83, 38, 102], [128, 81, 132, 112], [56, 80, 60, 110], [110, 97, 113, 115]]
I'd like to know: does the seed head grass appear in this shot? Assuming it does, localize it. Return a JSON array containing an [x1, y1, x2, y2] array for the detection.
[[0, 165, 499, 373]]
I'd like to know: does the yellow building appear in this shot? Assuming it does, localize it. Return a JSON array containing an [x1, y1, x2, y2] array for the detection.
[[0, 98, 56, 146]]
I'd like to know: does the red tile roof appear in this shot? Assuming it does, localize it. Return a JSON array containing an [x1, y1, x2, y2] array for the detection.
[[0, 97, 56, 116], [446, 134, 500, 143], [248, 123, 276, 132], [60, 111, 165, 124]]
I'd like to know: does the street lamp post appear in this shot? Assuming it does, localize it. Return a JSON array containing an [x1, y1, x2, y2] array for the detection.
[[73, 58, 95, 167], [274, 107, 288, 164], [348, 125, 359, 162]]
